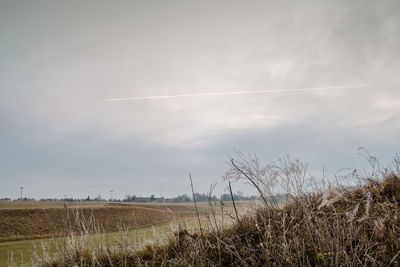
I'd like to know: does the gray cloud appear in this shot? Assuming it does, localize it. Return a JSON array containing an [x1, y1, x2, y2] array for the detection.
[[0, 0, 399, 199]]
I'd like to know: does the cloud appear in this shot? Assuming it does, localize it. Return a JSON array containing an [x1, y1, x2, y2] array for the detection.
[[0, 0, 399, 198]]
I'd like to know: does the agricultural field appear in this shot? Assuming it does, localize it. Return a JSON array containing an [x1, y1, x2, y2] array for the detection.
[[0, 201, 254, 266], [0, 201, 199, 242]]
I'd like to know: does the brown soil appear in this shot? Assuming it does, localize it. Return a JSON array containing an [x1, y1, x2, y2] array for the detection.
[[0, 203, 196, 242]]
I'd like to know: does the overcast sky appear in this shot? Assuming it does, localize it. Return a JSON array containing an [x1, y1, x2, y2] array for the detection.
[[1, 0, 399, 199]]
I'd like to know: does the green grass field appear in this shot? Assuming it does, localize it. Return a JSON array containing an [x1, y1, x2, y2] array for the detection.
[[0, 216, 202, 266]]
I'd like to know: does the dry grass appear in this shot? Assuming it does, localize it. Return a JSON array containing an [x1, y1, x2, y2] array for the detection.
[[28, 152, 400, 266], [1, 201, 250, 266], [23, 201, 250, 267]]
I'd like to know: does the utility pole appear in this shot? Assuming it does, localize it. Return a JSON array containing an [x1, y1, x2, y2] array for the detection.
[[20, 187, 24, 200], [160, 191, 165, 202], [110, 190, 113, 201]]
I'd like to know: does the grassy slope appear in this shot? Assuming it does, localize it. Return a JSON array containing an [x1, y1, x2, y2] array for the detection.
[[68, 174, 400, 266]]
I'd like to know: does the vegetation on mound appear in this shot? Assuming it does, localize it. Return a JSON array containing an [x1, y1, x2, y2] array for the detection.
[[97, 175, 400, 266], [31, 152, 400, 266]]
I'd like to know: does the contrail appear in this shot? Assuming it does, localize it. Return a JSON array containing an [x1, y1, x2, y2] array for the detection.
[[104, 85, 369, 102]]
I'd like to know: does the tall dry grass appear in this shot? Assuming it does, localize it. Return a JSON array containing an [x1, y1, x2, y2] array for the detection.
[[27, 150, 400, 266]]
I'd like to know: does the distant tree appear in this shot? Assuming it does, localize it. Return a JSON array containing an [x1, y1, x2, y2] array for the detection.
[[94, 195, 104, 201]]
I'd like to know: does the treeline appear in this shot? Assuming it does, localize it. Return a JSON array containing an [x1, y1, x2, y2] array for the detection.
[[123, 193, 260, 203], [0, 193, 263, 203]]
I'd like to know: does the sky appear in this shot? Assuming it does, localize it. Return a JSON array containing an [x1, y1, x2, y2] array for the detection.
[[0, 0, 399, 199]]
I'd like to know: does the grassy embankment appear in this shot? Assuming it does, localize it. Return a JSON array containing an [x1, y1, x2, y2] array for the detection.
[[31, 153, 400, 266]]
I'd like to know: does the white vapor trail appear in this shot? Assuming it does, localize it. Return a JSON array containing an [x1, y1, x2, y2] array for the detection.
[[104, 85, 370, 102]]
